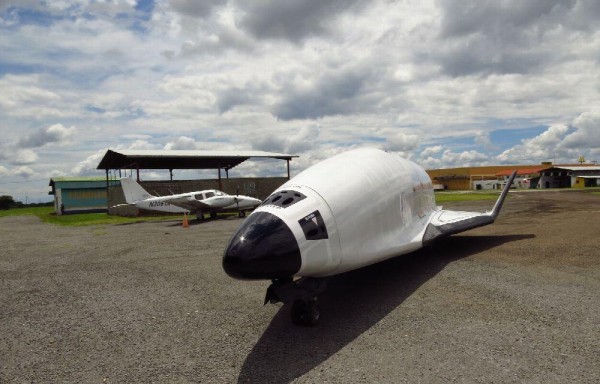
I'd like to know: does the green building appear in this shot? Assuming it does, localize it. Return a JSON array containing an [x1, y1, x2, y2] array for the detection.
[[49, 177, 119, 215]]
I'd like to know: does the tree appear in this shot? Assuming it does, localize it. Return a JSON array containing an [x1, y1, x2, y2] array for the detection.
[[0, 195, 16, 210]]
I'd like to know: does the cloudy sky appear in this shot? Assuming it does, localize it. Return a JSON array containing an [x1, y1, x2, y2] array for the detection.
[[1, 0, 599, 202]]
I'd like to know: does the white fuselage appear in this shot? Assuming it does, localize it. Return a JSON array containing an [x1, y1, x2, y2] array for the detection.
[[133, 190, 260, 213], [134, 194, 190, 213], [252, 148, 436, 277]]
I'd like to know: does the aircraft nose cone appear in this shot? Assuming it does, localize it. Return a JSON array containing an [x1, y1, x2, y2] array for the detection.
[[223, 212, 301, 280]]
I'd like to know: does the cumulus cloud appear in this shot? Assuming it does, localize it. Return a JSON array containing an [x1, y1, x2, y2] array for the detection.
[[216, 84, 265, 114], [496, 124, 570, 163], [12, 149, 38, 165], [1, 0, 599, 200], [17, 124, 76, 148], [168, 0, 227, 18], [0, 74, 67, 119], [419, 156, 443, 169], [431, 0, 586, 76], [125, 140, 160, 150], [474, 131, 496, 150], [384, 133, 420, 153], [562, 110, 600, 149], [496, 111, 600, 164], [272, 66, 374, 120], [420, 145, 443, 158], [442, 149, 489, 166], [164, 136, 197, 150], [11, 165, 35, 179], [251, 125, 321, 154], [237, 0, 366, 43], [71, 149, 106, 176]]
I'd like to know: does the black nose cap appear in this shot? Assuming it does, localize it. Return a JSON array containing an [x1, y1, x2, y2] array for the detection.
[[223, 212, 301, 280]]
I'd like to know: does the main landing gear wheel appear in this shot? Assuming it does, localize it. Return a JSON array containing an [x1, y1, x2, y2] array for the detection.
[[238, 210, 246, 218], [264, 277, 326, 326], [210, 212, 217, 219], [291, 298, 320, 326]]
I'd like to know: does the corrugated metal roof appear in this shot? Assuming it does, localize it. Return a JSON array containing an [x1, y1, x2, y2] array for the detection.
[[50, 176, 107, 183], [112, 150, 294, 158], [97, 149, 298, 170], [553, 166, 600, 171], [49, 177, 118, 192]]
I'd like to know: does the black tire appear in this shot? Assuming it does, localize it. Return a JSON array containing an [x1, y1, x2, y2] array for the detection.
[[210, 212, 217, 219], [238, 211, 246, 218], [291, 299, 320, 326], [291, 300, 307, 326], [305, 300, 320, 326]]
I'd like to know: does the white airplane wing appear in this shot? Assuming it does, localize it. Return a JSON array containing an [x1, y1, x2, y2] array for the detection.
[[159, 196, 212, 211], [158, 194, 238, 211], [422, 170, 517, 245]]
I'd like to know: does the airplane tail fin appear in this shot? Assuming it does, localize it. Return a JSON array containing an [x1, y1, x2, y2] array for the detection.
[[422, 170, 517, 245], [488, 170, 517, 220], [119, 178, 154, 203]]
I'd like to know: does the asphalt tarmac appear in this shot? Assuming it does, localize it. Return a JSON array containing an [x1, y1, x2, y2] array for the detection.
[[1, 191, 599, 383]]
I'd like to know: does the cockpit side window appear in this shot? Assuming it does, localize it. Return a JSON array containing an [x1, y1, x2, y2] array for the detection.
[[195, 193, 204, 200], [261, 190, 306, 208], [205, 192, 215, 198]]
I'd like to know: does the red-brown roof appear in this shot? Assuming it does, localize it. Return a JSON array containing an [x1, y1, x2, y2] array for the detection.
[[496, 166, 550, 176]]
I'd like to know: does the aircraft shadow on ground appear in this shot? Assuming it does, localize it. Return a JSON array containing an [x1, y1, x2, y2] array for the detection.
[[236, 233, 535, 383], [164, 216, 241, 227]]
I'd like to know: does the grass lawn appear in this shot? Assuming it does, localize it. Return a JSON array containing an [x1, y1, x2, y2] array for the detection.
[[434, 192, 500, 204], [0, 206, 182, 226], [0, 206, 54, 217]]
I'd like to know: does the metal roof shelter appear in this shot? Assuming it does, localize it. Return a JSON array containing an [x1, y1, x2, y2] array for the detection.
[[96, 149, 298, 198], [537, 165, 600, 188], [97, 149, 297, 173]]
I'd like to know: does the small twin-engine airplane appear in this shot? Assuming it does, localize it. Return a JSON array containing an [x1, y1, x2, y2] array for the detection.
[[114, 177, 262, 219], [223, 148, 517, 325]]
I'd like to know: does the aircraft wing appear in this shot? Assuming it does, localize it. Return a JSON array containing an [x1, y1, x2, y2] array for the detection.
[[160, 196, 212, 211], [111, 203, 134, 208], [154, 194, 238, 211], [422, 170, 517, 245]]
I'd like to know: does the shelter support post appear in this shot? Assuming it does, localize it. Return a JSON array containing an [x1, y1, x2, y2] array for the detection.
[[218, 168, 222, 190], [136, 165, 140, 182], [169, 169, 173, 181], [105, 169, 109, 212], [287, 160, 290, 180]]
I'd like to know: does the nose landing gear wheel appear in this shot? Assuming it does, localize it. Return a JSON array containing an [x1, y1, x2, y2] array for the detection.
[[291, 298, 320, 326], [238, 210, 246, 218]]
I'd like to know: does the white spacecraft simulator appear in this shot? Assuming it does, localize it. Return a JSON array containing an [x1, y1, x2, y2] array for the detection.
[[223, 148, 516, 325]]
